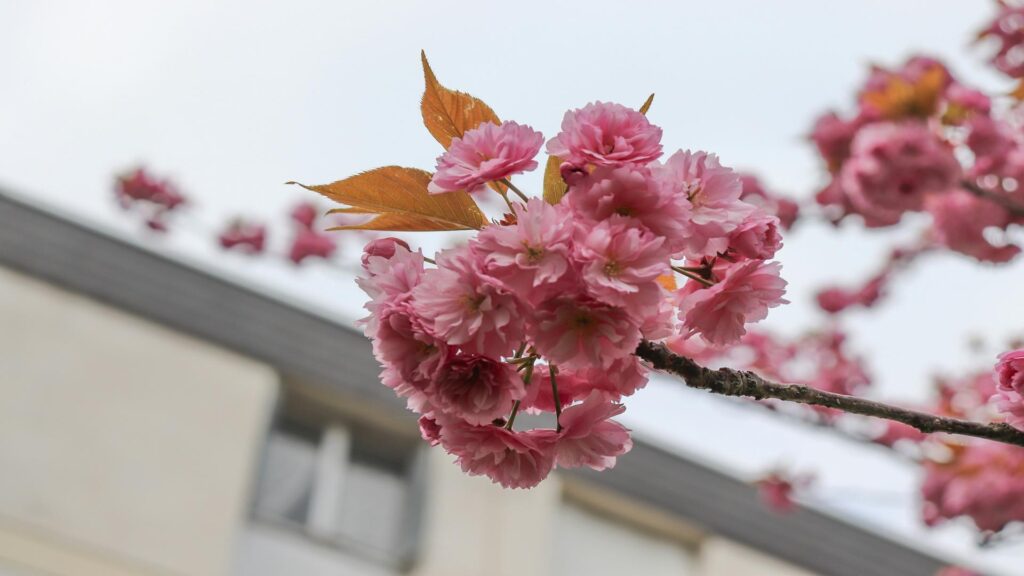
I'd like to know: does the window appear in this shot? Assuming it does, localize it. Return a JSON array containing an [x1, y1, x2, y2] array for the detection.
[[250, 418, 423, 567]]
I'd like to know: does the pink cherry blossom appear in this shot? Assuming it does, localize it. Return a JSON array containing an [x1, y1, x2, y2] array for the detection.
[[418, 415, 443, 446], [413, 245, 525, 358], [291, 202, 318, 229], [994, 390, 1024, 431], [925, 189, 1019, 263], [372, 305, 447, 386], [567, 165, 691, 251], [439, 421, 556, 489], [357, 243, 426, 339], [979, 4, 1024, 78], [809, 112, 861, 173], [575, 216, 669, 312], [655, 150, 747, 258], [995, 349, 1024, 395], [288, 227, 337, 264], [840, 122, 961, 220], [739, 173, 800, 230], [473, 198, 575, 304], [725, 208, 782, 260], [555, 392, 632, 471], [218, 220, 266, 254], [922, 441, 1024, 532], [546, 101, 662, 168], [531, 295, 642, 370], [677, 260, 788, 346], [428, 121, 544, 194], [574, 356, 650, 400], [521, 367, 589, 414], [361, 237, 410, 268], [428, 353, 525, 425]]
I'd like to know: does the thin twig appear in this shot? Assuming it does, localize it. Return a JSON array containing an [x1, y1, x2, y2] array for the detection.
[[635, 340, 1024, 448]]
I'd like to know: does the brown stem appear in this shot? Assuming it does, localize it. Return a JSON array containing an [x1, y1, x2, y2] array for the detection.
[[635, 340, 1024, 448], [961, 179, 1024, 218]]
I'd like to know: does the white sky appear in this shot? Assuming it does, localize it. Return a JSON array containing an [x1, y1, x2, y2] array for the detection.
[[3, 1, 1023, 573]]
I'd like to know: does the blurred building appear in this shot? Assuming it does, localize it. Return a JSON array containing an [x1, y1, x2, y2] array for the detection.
[[0, 192, 950, 576]]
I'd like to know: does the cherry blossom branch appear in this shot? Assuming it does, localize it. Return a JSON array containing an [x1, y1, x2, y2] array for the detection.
[[635, 340, 1024, 448], [961, 179, 1024, 218]]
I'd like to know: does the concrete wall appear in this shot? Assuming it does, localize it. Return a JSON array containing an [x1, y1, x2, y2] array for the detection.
[[0, 268, 278, 576]]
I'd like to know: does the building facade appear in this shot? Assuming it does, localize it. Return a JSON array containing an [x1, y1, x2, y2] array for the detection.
[[0, 192, 951, 576]]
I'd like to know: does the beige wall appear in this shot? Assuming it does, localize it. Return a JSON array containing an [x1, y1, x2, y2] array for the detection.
[[0, 267, 278, 576]]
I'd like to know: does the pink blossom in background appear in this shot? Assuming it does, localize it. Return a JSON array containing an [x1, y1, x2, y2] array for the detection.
[[815, 274, 886, 314], [439, 421, 556, 489], [756, 471, 814, 513], [218, 220, 267, 254], [738, 173, 800, 230], [554, 392, 632, 471], [979, 3, 1024, 78], [546, 101, 663, 168], [922, 441, 1024, 532], [994, 390, 1024, 431], [429, 353, 526, 426], [290, 201, 318, 228], [964, 115, 1017, 178], [809, 112, 861, 173], [413, 246, 525, 358], [473, 198, 574, 304], [114, 167, 187, 231], [676, 260, 788, 346], [872, 420, 927, 448], [840, 122, 961, 221], [428, 121, 544, 194], [288, 227, 337, 264], [656, 150, 747, 258], [925, 190, 1019, 263]]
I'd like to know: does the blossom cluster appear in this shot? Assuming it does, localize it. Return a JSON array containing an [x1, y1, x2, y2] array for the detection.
[[356, 102, 789, 488], [115, 167, 187, 231], [810, 56, 1023, 263]]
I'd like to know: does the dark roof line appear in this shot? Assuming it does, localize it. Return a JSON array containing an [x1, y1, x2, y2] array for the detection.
[[0, 191, 948, 576]]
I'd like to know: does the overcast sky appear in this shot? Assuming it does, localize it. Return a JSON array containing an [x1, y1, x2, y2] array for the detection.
[[3, 1, 1023, 573]]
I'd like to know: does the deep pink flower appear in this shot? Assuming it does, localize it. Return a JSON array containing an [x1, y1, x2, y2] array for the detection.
[[361, 237, 410, 268], [218, 220, 267, 254], [573, 356, 650, 400], [413, 245, 525, 358], [439, 421, 556, 489], [575, 216, 668, 312], [531, 295, 642, 370], [372, 305, 447, 386], [288, 228, 337, 264], [840, 122, 961, 220], [521, 367, 590, 414], [655, 150, 747, 258], [677, 260, 788, 346], [567, 165, 691, 251], [473, 198, 575, 304], [809, 112, 861, 173], [726, 208, 782, 260], [995, 349, 1024, 395], [964, 115, 1016, 178], [428, 353, 525, 425], [291, 202, 318, 229], [922, 441, 1024, 532], [428, 121, 544, 194], [555, 392, 632, 471], [546, 101, 662, 168], [979, 5, 1024, 78], [756, 472, 813, 513], [418, 416, 443, 446], [925, 189, 1019, 263]]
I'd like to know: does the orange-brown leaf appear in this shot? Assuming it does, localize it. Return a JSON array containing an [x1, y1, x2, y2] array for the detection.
[[543, 155, 568, 205], [289, 166, 486, 232], [1011, 79, 1024, 101], [639, 93, 655, 115], [860, 64, 947, 120], [420, 50, 501, 149]]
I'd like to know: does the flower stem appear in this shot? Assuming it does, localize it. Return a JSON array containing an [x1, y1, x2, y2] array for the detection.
[[671, 265, 714, 287], [499, 178, 530, 202], [505, 358, 535, 430], [550, 364, 562, 432]]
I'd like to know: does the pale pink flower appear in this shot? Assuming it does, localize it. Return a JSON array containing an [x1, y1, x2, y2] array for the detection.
[[677, 260, 788, 346], [567, 165, 691, 250], [573, 356, 650, 400], [531, 295, 642, 370], [413, 246, 525, 358], [372, 305, 447, 386], [428, 353, 525, 425], [840, 122, 961, 219], [473, 198, 575, 304], [925, 190, 1019, 263], [521, 367, 590, 414], [655, 150, 747, 258], [555, 392, 632, 471], [357, 244, 425, 339], [439, 422, 556, 489], [575, 216, 668, 312], [995, 390, 1024, 431], [428, 121, 544, 194], [725, 207, 782, 260], [546, 101, 662, 168], [995, 349, 1024, 395]]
